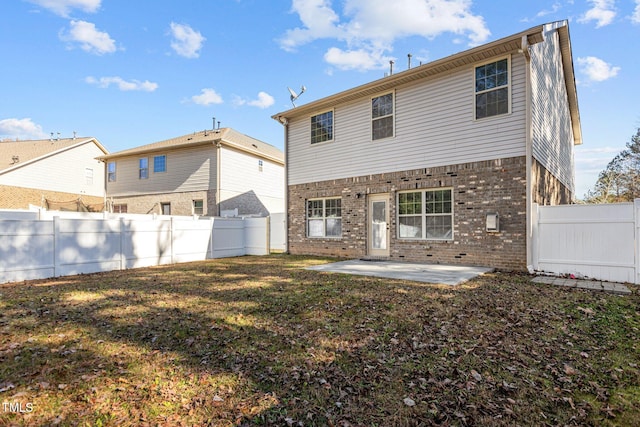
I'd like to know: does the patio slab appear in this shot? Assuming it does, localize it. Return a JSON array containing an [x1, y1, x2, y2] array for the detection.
[[305, 260, 493, 285]]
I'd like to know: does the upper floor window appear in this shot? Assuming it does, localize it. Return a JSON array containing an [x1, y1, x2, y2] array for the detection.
[[85, 168, 94, 185], [475, 58, 509, 119], [107, 162, 116, 182], [153, 155, 166, 173], [139, 158, 148, 179], [307, 197, 341, 238], [372, 93, 394, 140], [311, 111, 333, 144], [398, 188, 453, 240]]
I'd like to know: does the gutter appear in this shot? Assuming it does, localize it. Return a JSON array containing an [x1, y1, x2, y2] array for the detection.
[[521, 35, 534, 272], [276, 116, 290, 254]]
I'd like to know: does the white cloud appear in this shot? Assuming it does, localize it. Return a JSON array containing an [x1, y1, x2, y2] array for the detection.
[[85, 76, 158, 91], [27, 0, 101, 17], [60, 20, 116, 55], [0, 118, 47, 139], [280, 0, 490, 71], [578, 0, 616, 28], [577, 56, 620, 82], [233, 92, 275, 108], [191, 88, 223, 106], [632, 0, 640, 24], [169, 22, 205, 58]]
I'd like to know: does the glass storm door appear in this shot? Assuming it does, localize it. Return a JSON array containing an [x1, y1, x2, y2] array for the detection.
[[368, 194, 390, 257]]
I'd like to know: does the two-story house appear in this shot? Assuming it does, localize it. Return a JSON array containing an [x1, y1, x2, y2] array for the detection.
[[0, 136, 108, 211], [98, 127, 284, 217], [273, 21, 581, 271]]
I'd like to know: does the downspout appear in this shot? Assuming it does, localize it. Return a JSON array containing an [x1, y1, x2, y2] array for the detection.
[[216, 142, 222, 216], [520, 35, 534, 272], [277, 116, 290, 254]]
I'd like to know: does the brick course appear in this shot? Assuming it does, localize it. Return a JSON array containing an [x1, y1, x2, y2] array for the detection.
[[288, 156, 528, 270]]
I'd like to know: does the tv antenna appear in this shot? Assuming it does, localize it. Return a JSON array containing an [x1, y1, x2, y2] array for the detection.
[[288, 85, 306, 107]]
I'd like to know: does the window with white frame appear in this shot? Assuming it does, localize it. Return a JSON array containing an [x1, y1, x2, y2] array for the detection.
[[85, 168, 93, 185], [193, 199, 204, 215], [107, 161, 116, 182], [475, 58, 509, 119], [307, 197, 341, 238], [372, 93, 393, 140], [139, 158, 149, 179], [311, 111, 333, 144], [398, 189, 453, 240], [153, 155, 166, 173]]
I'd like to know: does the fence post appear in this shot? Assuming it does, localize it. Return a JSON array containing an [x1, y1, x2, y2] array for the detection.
[[119, 218, 126, 271], [635, 199, 640, 284], [209, 217, 215, 259], [170, 216, 175, 264], [53, 216, 60, 278]]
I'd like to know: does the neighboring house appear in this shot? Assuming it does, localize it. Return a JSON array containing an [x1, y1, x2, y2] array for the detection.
[[0, 136, 108, 210], [272, 21, 581, 271], [98, 127, 284, 217]]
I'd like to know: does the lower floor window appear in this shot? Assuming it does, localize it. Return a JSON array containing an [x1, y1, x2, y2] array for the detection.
[[113, 204, 127, 213], [398, 188, 453, 240], [307, 197, 341, 237], [193, 199, 204, 215], [160, 202, 171, 215]]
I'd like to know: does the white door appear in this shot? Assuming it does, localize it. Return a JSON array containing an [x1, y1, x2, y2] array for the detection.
[[368, 194, 390, 257]]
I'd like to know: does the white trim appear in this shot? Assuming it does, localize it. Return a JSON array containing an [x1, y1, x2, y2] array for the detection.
[[473, 55, 512, 121], [310, 109, 335, 145], [306, 196, 342, 238], [371, 91, 395, 141], [397, 187, 454, 241]]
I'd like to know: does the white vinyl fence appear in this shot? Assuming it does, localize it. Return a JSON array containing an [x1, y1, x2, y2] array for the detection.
[[0, 214, 270, 284], [531, 200, 638, 284]]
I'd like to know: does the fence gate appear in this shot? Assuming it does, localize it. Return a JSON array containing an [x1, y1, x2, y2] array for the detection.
[[532, 200, 638, 284]]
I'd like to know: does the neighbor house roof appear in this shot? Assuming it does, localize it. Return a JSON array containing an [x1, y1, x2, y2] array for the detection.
[[0, 137, 108, 175], [273, 21, 582, 146], [98, 127, 284, 164]]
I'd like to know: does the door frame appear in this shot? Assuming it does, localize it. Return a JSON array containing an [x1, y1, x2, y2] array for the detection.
[[368, 193, 390, 257]]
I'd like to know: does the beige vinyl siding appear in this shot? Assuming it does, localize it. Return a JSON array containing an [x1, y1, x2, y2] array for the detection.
[[288, 54, 527, 185], [106, 145, 215, 197], [530, 24, 575, 192], [219, 146, 285, 214], [0, 141, 105, 197]]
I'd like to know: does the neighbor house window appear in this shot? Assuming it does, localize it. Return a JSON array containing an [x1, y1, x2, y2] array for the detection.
[[85, 168, 93, 185], [258, 159, 263, 172], [475, 58, 509, 119], [307, 197, 341, 237], [107, 162, 116, 182], [153, 155, 166, 173], [372, 93, 393, 140], [139, 158, 149, 179], [161, 202, 171, 215], [311, 111, 333, 144], [113, 204, 127, 213], [193, 199, 204, 215], [398, 189, 453, 240]]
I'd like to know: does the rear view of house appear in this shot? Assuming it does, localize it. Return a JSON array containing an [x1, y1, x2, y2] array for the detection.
[[99, 127, 284, 217], [0, 136, 108, 211], [273, 21, 581, 270]]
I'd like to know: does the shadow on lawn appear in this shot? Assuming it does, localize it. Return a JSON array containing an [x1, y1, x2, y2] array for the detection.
[[1, 255, 638, 426]]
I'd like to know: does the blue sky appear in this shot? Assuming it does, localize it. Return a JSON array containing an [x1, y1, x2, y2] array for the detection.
[[1, 0, 639, 198]]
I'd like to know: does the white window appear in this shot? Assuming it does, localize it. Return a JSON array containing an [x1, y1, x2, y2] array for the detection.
[[193, 199, 204, 215], [311, 111, 333, 144], [372, 93, 393, 140], [398, 189, 453, 240], [258, 159, 263, 172], [475, 58, 509, 119], [107, 162, 116, 182], [161, 202, 171, 215], [139, 158, 148, 179], [85, 168, 93, 185], [307, 198, 341, 238]]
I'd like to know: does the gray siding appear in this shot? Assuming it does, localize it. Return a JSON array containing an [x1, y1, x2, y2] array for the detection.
[[107, 145, 216, 197], [219, 146, 285, 215], [288, 54, 527, 185], [530, 24, 575, 192]]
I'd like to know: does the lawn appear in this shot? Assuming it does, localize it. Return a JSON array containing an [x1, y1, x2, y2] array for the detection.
[[0, 255, 638, 426]]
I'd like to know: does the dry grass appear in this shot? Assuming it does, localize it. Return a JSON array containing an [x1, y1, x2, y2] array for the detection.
[[0, 255, 638, 426]]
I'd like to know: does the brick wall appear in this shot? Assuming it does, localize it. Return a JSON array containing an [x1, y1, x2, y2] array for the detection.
[[532, 158, 573, 205], [288, 156, 528, 270], [109, 190, 216, 216], [0, 185, 104, 210]]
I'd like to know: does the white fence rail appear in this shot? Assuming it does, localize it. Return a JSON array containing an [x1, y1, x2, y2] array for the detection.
[[532, 200, 638, 284], [0, 215, 269, 284]]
